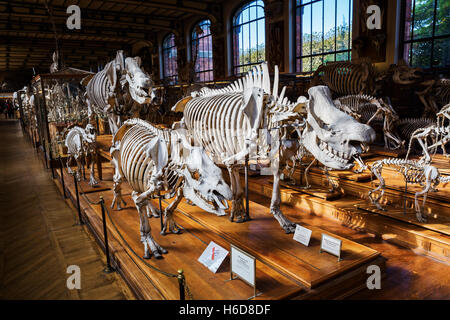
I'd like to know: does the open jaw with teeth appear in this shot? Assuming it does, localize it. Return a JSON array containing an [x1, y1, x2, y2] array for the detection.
[[317, 137, 364, 166], [183, 185, 229, 216]]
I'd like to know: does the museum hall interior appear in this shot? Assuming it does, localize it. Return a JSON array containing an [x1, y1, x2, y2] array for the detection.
[[0, 0, 449, 303]]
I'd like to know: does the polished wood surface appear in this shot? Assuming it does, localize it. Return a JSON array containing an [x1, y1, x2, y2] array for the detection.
[[55, 163, 384, 300], [0, 121, 134, 300]]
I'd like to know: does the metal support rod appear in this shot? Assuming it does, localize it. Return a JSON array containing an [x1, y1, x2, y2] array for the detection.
[[404, 180, 408, 215], [73, 174, 84, 225], [50, 153, 55, 179], [178, 269, 185, 300], [100, 196, 114, 273], [159, 192, 164, 232], [59, 156, 66, 199], [244, 155, 250, 220]]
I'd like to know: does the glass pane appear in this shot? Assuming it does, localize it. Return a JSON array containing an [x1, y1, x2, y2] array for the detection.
[[336, 0, 351, 51], [436, 0, 450, 36], [311, 1, 323, 55], [324, 53, 335, 64], [302, 57, 311, 72], [433, 37, 450, 67], [336, 51, 349, 61], [302, 4, 312, 57], [411, 41, 432, 68], [412, 0, 435, 40], [312, 55, 323, 71], [323, 0, 336, 53]]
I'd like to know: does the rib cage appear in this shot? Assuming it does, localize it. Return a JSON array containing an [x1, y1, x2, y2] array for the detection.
[[86, 67, 110, 117], [183, 93, 249, 161], [117, 119, 174, 194], [312, 61, 375, 95], [65, 127, 84, 157]]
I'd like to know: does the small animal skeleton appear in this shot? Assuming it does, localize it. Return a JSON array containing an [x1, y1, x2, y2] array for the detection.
[[65, 124, 98, 186], [405, 104, 450, 163], [368, 158, 450, 222], [335, 94, 403, 150]]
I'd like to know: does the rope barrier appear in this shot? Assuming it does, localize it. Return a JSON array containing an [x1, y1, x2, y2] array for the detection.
[[57, 153, 194, 299]]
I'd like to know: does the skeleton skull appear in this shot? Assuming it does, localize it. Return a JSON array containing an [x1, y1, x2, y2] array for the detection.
[[182, 147, 232, 216], [124, 57, 153, 105], [303, 86, 376, 170]]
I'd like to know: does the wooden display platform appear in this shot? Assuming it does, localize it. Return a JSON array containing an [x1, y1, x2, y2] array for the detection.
[[54, 163, 385, 300], [249, 176, 450, 263], [355, 203, 450, 236]]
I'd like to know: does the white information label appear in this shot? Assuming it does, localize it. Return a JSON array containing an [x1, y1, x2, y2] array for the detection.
[[293, 224, 312, 246], [320, 234, 342, 259], [231, 246, 255, 286], [198, 241, 228, 273]]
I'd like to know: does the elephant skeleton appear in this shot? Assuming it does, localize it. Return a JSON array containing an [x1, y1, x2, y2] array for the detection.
[[110, 118, 232, 259], [83, 50, 156, 135], [174, 63, 375, 233], [65, 124, 98, 186]]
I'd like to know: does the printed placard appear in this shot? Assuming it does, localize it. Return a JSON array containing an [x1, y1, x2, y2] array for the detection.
[[293, 224, 312, 246], [198, 241, 229, 273], [320, 234, 342, 261], [230, 245, 256, 287]]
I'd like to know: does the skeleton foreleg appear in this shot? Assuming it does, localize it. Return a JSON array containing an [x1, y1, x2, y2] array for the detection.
[[131, 192, 167, 259], [161, 188, 183, 235], [88, 154, 98, 186], [270, 158, 296, 233], [368, 163, 386, 211], [227, 166, 246, 223], [111, 155, 127, 210]]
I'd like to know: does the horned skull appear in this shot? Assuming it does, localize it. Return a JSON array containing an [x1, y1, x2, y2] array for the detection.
[[303, 86, 376, 170], [123, 56, 155, 105], [181, 146, 232, 216]]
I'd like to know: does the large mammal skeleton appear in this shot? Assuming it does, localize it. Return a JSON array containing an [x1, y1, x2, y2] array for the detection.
[[368, 158, 450, 222], [84, 50, 156, 135], [110, 118, 232, 259], [175, 63, 375, 233], [65, 124, 98, 186]]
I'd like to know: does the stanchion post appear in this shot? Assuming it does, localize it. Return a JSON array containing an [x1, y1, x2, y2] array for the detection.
[[100, 196, 114, 273], [245, 155, 250, 220], [73, 174, 84, 225], [178, 269, 185, 300], [59, 156, 67, 199], [159, 192, 164, 232]]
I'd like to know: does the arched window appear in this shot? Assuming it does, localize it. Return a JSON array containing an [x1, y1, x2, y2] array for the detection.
[[232, 0, 266, 75], [295, 0, 353, 73], [402, 0, 450, 68], [192, 19, 214, 82], [162, 33, 178, 84]]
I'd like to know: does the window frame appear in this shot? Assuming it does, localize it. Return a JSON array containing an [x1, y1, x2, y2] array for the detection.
[[400, 0, 450, 69], [231, 0, 266, 75], [294, 0, 353, 73]]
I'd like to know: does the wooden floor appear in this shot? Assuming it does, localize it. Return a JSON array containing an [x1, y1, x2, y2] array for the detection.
[[0, 120, 134, 300]]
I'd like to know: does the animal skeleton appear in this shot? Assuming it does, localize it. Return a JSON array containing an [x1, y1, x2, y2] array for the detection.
[[84, 50, 156, 135], [110, 118, 232, 259], [334, 94, 403, 150], [368, 158, 450, 222], [405, 104, 450, 163], [65, 124, 98, 186], [174, 63, 375, 233]]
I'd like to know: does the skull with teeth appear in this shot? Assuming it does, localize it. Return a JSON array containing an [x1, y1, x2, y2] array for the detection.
[[182, 147, 233, 216], [303, 86, 376, 170], [124, 56, 155, 105]]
